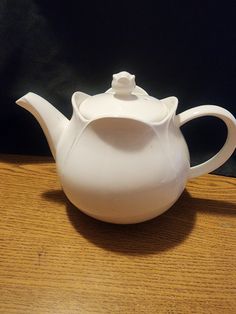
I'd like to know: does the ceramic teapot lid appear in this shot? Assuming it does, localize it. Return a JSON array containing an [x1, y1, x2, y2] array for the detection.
[[79, 71, 168, 122]]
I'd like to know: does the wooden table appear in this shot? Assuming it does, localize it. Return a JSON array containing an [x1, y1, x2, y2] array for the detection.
[[0, 154, 235, 314]]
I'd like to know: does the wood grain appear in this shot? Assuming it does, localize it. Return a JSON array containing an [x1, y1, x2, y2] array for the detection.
[[0, 154, 235, 314]]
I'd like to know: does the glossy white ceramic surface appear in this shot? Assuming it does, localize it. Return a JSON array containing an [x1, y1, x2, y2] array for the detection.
[[79, 71, 168, 122], [16, 71, 236, 224]]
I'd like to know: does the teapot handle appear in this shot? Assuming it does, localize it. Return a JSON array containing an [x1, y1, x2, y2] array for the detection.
[[177, 105, 236, 179]]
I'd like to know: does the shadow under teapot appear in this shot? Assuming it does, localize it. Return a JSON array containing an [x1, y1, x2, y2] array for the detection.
[[42, 188, 236, 255]]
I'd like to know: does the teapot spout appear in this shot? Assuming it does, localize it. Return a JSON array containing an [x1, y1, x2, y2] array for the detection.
[[16, 92, 69, 159]]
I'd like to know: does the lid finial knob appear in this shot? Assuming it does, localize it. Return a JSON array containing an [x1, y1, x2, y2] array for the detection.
[[112, 71, 136, 96]]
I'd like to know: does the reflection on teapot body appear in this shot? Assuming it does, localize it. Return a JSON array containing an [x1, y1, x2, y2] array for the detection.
[[16, 71, 236, 224]]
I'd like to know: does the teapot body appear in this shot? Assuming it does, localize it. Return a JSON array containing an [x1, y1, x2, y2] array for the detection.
[[56, 113, 190, 224]]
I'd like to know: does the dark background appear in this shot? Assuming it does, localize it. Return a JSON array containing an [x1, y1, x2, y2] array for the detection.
[[0, 0, 235, 176]]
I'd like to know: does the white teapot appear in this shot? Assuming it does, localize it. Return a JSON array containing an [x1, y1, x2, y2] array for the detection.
[[16, 71, 236, 224]]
